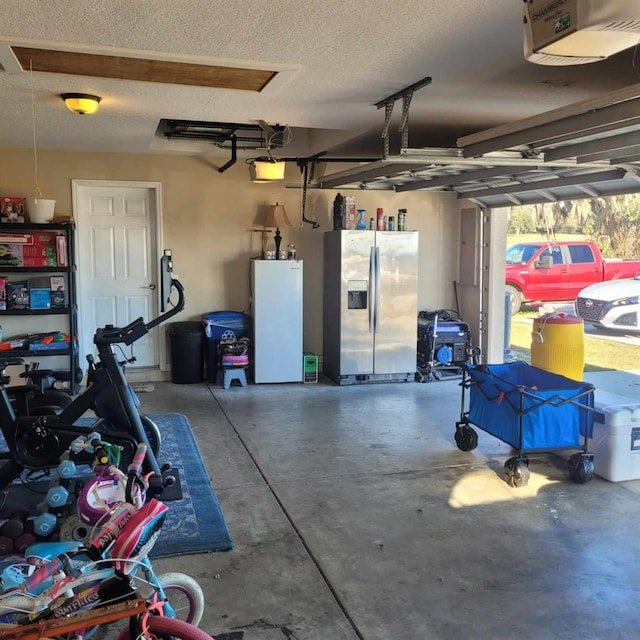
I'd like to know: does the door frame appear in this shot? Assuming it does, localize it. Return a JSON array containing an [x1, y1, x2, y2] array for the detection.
[[71, 180, 168, 371]]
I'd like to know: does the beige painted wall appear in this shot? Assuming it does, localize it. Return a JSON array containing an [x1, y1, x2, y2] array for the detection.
[[0, 147, 465, 366]]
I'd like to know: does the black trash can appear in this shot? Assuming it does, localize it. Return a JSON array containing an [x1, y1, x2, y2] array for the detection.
[[169, 321, 204, 384]]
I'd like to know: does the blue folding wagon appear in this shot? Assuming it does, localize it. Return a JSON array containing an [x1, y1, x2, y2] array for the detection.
[[455, 361, 595, 487]]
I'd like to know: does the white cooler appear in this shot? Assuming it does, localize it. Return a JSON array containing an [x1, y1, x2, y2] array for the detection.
[[588, 390, 640, 482]]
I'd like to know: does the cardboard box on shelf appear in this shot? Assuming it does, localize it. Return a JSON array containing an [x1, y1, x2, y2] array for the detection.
[[56, 235, 67, 267], [0, 277, 6, 310], [0, 245, 23, 267], [29, 289, 51, 309], [0, 197, 27, 223], [0, 232, 58, 267], [29, 276, 52, 309], [50, 276, 66, 307], [6, 281, 29, 309]]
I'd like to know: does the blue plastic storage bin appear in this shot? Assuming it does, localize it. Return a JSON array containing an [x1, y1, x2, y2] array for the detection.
[[202, 311, 251, 383]]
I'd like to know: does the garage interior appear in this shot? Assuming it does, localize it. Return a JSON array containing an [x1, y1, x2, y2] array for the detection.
[[2, 1, 640, 638]]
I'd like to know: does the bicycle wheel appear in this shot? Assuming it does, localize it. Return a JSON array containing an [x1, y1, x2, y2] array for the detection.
[[117, 615, 213, 640], [158, 572, 205, 626]]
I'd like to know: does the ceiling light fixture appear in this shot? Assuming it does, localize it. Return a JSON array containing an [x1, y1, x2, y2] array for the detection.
[[249, 158, 286, 182], [248, 120, 291, 182], [61, 93, 101, 115]]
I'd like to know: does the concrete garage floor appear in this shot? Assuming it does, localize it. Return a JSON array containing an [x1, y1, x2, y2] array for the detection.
[[144, 370, 640, 640]]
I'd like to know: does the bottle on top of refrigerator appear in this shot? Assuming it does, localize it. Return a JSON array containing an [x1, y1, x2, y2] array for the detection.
[[332, 193, 344, 231], [388, 216, 395, 231], [369, 217, 375, 230], [398, 208, 407, 231], [344, 196, 356, 229], [376, 208, 384, 231], [383, 215, 388, 231], [356, 209, 367, 230]]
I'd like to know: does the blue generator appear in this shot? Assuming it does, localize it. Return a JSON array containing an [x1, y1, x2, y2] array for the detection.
[[417, 310, 471, 381]]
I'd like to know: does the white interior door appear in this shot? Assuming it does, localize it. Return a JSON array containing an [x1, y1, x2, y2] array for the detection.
[[73, 182, 160, 368]]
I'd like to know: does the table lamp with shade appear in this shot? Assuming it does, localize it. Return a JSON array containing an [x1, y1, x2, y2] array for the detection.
[[264, 203, 292, 259]]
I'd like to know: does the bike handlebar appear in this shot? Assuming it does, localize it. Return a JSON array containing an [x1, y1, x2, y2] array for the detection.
[[128, 443, 147, 476], [94, 278, 185, 346]]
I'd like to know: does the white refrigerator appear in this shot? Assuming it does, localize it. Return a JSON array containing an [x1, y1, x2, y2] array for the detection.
[[252, 259, 303, 383]]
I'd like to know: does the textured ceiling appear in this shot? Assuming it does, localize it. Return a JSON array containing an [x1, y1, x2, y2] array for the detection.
[[1, 0, 640, 160]]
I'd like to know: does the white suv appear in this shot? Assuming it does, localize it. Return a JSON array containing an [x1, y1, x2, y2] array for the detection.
[[575, 275, 640, 332]]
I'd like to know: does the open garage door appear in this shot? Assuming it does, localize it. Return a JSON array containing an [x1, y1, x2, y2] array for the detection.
[[311, 83, 640, 362]]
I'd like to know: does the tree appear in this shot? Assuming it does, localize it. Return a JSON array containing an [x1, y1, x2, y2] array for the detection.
[[507, 206, 536, 234], [585, 196, 640, 258], [507, 196, 640, 258]]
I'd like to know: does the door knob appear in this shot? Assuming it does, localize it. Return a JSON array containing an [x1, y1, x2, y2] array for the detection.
[[142, 284, 157, 290]]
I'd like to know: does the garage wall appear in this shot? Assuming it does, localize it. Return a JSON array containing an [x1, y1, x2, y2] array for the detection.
[[0, 147, 466, 368]]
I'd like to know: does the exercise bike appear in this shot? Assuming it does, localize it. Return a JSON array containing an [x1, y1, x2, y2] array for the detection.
[[0, 359, 75, 418], [0, 265, 186, 501]]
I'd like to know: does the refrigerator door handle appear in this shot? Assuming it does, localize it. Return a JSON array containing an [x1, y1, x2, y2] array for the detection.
[[369, 245, 376, 333], [374, 245, 380, 332]]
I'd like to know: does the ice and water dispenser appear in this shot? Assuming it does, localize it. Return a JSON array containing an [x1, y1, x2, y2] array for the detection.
[[347, 281, 368, 310]]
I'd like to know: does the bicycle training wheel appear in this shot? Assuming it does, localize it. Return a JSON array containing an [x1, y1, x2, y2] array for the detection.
[[158, 572, 205, 625], [117, 615, 214, 640]]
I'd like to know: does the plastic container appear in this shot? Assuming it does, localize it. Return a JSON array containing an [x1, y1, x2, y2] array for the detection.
[[202, 311, 251, 383], [590, 390, 640, 481], [530, 312, 585, 381], [169, 321, 204, 384], [27, 198, 56, 223]]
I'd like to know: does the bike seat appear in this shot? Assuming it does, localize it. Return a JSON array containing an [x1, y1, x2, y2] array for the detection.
[[20, 369, 55, 382], [0, 357, 25, 374]]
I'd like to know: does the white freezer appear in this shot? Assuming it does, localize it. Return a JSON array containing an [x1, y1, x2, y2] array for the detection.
[[251, 259, 303, 383]]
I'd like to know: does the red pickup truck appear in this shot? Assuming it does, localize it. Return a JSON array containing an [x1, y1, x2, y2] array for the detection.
[[505, 240, 640, 314]]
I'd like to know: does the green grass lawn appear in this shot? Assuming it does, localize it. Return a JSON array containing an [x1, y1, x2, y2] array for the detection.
[[509, 311, 640, 372]]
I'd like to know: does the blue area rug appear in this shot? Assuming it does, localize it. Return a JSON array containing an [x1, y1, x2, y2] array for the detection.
[[0, 413, 233, 559]]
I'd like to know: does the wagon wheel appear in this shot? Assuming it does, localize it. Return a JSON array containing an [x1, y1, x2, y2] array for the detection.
[[454, 424, 478, 451], [504, 457, 530, 488], [568, 454, 594, 484]]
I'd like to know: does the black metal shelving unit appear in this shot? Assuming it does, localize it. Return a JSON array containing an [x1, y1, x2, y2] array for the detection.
[[0, 222, 79, 393]]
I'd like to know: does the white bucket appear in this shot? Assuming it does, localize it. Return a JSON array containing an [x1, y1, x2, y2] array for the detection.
[[27, 198, 56, 223]]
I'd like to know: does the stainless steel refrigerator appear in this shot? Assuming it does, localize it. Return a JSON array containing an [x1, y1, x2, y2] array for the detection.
[[323, 230, 418, 385]]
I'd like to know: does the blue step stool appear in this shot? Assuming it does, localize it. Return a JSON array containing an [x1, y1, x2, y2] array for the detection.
[[222, 367, 248, 389]]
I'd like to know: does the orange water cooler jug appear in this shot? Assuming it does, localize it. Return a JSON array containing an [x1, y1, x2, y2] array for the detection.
[[530, 312, 585, 381]]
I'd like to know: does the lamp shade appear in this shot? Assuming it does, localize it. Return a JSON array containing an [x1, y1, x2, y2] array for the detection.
[[250, 159, 285, 182], [264, 203, 292, 229], [61, 93, 101, 115]]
